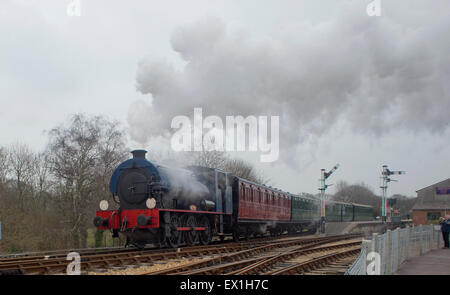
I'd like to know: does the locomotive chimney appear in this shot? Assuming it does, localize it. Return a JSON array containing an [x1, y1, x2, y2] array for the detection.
[[131, 149, 147, 159]]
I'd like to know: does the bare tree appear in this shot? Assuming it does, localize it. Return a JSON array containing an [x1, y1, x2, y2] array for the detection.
[[298, 192, 315, 198], [46, 114, 127, 248], [95, 120, 129, 198], [7, 143, 37, 210], [189, 151, 268, 184], [222, 158, 268, 184], [0, 146, 8, 184], [189, 150, 227, 169], [30, 152, 52, 209], [332, 181, 381, 216]]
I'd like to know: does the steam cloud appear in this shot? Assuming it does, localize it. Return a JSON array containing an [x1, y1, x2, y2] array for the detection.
[[128, 4, 450, 165]]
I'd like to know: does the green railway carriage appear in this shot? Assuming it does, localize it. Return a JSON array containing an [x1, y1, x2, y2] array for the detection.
[[341, 202, 354, 221], [325, 202, 342, 222], [291, 195, 320, 222], [325, 201, 374, 222], [353, 204, 374, 221], [290, 195, 374, 224]]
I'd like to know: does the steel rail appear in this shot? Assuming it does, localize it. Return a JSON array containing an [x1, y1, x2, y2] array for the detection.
[[0, 230, 315, 264], [0, 244, 247, 274], [0, 234, 349, 274], [141, 234, 359, 275], [177, 241, 361, 275], [265, 247, 361, 275], [0, 234, 322, 268], [226, 240, 361, 275]]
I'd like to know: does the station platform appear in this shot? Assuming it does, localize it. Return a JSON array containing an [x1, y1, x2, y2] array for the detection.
[[396, 248, 450, 275], [325, 221, 386, 236]]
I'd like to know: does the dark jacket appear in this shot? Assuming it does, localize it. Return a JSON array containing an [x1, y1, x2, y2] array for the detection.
[[440, 220, 450, 232]]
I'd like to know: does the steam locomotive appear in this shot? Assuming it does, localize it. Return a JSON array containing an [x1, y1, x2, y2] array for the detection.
[[94, 150, 374, 248]]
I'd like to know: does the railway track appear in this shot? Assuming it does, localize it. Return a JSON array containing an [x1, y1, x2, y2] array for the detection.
[[302, 254, 359, 275], [227, 240, 361, 275], [140, 234, 361, 275], [0, 246, 144, 265], [0, 232, 336, 275], [0, 230, 313, 263], [0, 246, 125, 260]]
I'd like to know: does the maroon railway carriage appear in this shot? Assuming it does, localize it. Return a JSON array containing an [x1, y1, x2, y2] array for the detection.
[[231, 177, 292, 238]]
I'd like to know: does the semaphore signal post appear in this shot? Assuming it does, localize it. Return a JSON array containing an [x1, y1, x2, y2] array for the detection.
[[319, 164, 340, 233], [380, 165, 405, 223]]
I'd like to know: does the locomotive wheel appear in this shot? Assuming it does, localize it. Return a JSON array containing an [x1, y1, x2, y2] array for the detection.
[[269, 228, 276, 237], [166, 214, 181, 248], [277, 228, 282, 236], [243, 228, 250, 241], [183, 215, 198, 246], [132, 241, 146, 250], [198, 216, 212, 245], [157, 230, 167, 248]]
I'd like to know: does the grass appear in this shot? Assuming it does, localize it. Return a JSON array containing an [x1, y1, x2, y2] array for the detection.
[[86, 228, 125, 248]]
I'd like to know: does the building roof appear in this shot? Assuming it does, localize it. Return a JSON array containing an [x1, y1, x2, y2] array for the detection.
[[412, 201, 450, 210], [416, 178, 450, 193], [414, 178, 450, 211]]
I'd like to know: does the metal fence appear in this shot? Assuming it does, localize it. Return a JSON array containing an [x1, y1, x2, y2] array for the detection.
[[345, 224, 442, 275]]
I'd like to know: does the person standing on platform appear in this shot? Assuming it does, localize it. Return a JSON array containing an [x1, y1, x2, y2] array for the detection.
[[439, 216, 450, 249]]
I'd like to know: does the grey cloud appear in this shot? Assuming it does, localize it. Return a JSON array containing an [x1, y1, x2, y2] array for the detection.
[[129, 4, 450, 165]]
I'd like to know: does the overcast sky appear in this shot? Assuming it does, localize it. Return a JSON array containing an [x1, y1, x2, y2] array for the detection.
[[1, 0, 449, 197]]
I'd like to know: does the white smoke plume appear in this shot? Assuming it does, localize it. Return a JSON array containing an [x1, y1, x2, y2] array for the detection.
[[129, 3, 450, 166]]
